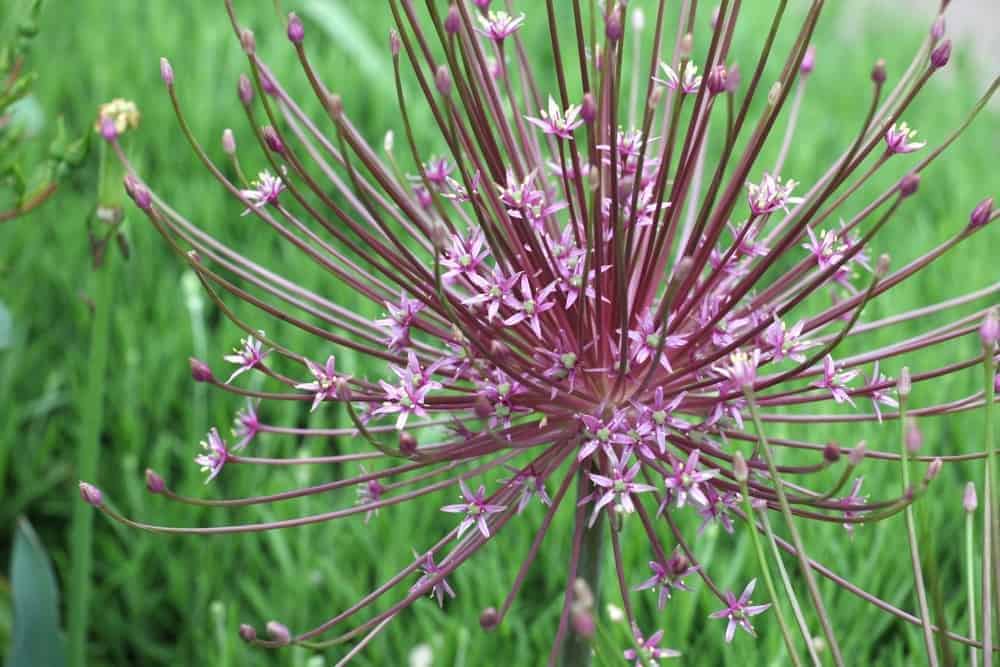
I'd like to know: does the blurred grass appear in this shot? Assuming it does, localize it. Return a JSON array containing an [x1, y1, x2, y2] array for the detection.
[[1, 1, 996, 665]]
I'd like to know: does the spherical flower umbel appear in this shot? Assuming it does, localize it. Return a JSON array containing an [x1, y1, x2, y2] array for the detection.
[[84, 1, 999, 664]]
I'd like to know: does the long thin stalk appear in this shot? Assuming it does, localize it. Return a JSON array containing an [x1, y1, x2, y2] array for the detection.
[[559, 472, 605, 667], [968, 498, 980, 667], [744, 390, 845, 667], [67, 258, 115, 667], [982, 342, 997, 666]]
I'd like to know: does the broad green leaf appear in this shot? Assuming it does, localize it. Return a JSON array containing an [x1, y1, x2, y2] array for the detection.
[[6, 517, 67, 667]]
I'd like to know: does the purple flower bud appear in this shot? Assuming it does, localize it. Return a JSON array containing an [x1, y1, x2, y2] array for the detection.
[[570, 609, 595, 638], [733, 451, 749, 482], [287, 13, 304, 44], [898, 367, 912, 398], [968, 197, 994, 230], [435, 65, 452, 96], [871, 59, 886, 85], [399, 432, 418, 457], [581, 93, 597, 124], [706, 65, 728, 95], [474, 394, 493, 419], [222, 128, 236, 155], [262, 126, 284, 154], [145, 468, 165, 494], [925, 457, 942, 481], [473, 0, 490, 8], [389, 30, 401, 57], [124, 175, 152, 211], [160, 57, 174, 86], [679, 33, 693, 59], [963, 481, 978, 512], [875, 253, 890, 278], [99, 115, 118, 142], [931, 16, 946, 43], [445, 5, 462, 34], [238, 74, 254, 106], [479, 607, 500, 631], [238, 624, 257, 642], [980, 308, 999, 347], [800, 45, 816, 76], [79, 482, 103, 507], [240, 29, 256, 55], [905, 418, 923, 453], [605, 9, 624, 42], [823, 442, 841, 463], [848, 441, 867, 466], [898, 173, 920, 198], [930, 39, 951, 69], [189, 357, 215, 383], [265, 621, 290, 646], [725, 63, 742, 92]]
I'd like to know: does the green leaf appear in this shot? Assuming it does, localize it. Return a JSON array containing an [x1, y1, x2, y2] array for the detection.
[[6, 517, 67, 667], [0, 301, 12, 350]]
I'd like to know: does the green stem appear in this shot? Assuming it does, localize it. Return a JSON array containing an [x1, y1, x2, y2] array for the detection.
[[983, 346, 997, 662], [968, 508, 980, 667], [738, 475, 805, 666], [559, 475, 605, 667], [744, 390, 845, 667], [67, 258, 115, 667], [898, 395, 939, 666]]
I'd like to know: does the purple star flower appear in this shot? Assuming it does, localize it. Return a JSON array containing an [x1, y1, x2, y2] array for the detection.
[[239, 169, 286, 215], [746, 172, 798, 216], [586, 449, 657, 526], [232, 400, 260, 449], [655, 60, 702, 94], [410, 552, 456, 608], [475, 10, 525, 42], [195, 428, 230, 483], [660, 450, 717, 511], [526, 96, 583, 140], [861, 362, 899, 423], [709, 579, 772, 642], [463, 266, 522, 322], [503, 275, 557, 337], [375, 294, 425, 352], [295, 355, 349, 412], [633, 548, 697, 610], [812, 354, 860, 405], [885, 122, 926, 154], [223, 334, 268, 383], [624, 628, 681, 664], [441, 481, 506, 539]]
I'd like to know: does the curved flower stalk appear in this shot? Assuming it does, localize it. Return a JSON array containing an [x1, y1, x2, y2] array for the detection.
[[83, 1, 999, 664]]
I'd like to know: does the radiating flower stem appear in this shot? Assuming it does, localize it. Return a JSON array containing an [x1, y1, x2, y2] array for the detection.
[[897, 386, 940, 666], [744, 390, 844, 667], [736, 457, 805, 666], [983, 342, 998, 666], [968, 496, 980, 667]]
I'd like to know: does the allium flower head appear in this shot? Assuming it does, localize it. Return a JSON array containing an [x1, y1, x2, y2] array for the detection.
[[85, 2, 998, 663]]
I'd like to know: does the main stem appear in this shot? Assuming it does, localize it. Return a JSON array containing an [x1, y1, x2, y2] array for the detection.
[[559, 473, 606, 667]]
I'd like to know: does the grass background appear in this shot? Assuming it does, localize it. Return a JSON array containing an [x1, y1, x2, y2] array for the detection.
[[1, 1, 997, 665]]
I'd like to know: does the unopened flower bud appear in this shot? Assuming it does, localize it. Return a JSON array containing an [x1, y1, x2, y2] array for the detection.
[[733, 451, 749, 482], [898, 173, 920, 198], [160, 57, 174, 86], [287, 13, 305, 44], [435, 65, 452, 96], [474, 394, 493, 419], [222, 128, 236, 155], [647, 86, 663, 109], [581, 93, 597, 123], [189, 357, 215, 383], [924, 457, 942, 481], [473, 0, 490, 8], [479, 607, 500, 631], [710, 6, 721, 30], [240, 29, 256, 54], [632, 7, 645, 31], [145, 468, 165, 494], [706, 65, 727, 95], [980, 308, 999, 347], [823, 442, 841, 463], [99, 115, 118, 142], [800, 45, 816, 76], [875, 253, 890, 278], [124, 175, 152, 211], [445, 5, 462, 34], [931, 16, 946, 42], [848, 441, 867, 466], [767, 81, 782, 106], [898, 367, 912, 398], [570, 609, 595, 638], [79, 482, 103, 507], [930, 39, 951, 69], [238, 73, 254, 105], [239, 624, 257, 642], [389, 30, 401, 57], [262, 126, 284, 154], [968, 197, 994, 230], [399, 432, 418, 457], [605, 9, 623, 42], [679, 33, 693, 59], [905, 418, 923, 453], [963, 481, 978, 512], [871, 59, 886, 85], [266, 621, 290, 645], [327, 94, 344, 120]]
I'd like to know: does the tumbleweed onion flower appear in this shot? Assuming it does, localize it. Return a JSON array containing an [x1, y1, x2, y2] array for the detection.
[[84, 1, 999, 663]]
